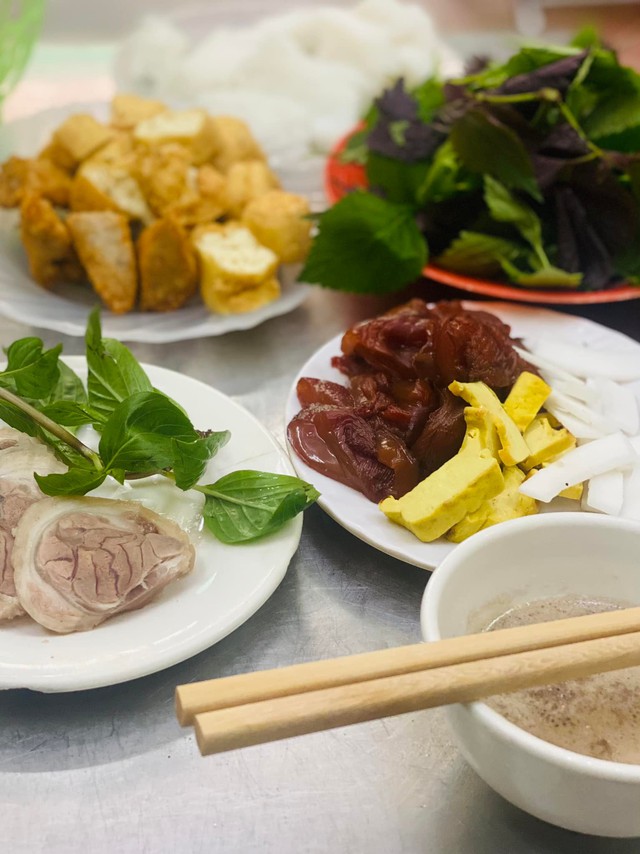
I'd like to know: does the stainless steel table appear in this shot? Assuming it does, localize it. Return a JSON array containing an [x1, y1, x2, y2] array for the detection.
[[1, 282, 639, 854]]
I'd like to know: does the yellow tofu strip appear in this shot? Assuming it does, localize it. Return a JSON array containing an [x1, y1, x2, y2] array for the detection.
[[520, 414, 576, 471], [503, 371, 551, 431], [380, 448, 504, 543], [459, 406, 500, 459], [449, 381, 530, 466]]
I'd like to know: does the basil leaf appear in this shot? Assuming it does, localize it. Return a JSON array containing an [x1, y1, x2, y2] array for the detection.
[[85, 308, 152, 423], [49, 361, 88, 406], [40, 401, 95, 428], [0, 400, 44, 438], [450, 108, 541, 200], [171, 431, 230, 491], [99, 391, 222, 489], [35, 467, 107, 497], [0, 338, 62, 399], [299, 191, 427, 294], [199, 470, 319, 544]]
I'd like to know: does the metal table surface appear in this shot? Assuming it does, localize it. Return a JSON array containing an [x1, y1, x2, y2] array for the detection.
[[1, 282, 639, 854]]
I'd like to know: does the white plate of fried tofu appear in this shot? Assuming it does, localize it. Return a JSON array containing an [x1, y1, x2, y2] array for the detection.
[[0, 98, 315, 342]]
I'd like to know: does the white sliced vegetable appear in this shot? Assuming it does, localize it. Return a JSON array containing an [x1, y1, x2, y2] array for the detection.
[[621, 466, 640, 521], [631, 436, 640, 454], [548, 376, 599, 406], [519, 432, 638, 503], [587, 377, 640, 436], [522, 338, 640, 382], [546, 390, 612, 435], [583, 470, 624, 516], [515, 346, 575, 381], [544, 405, 605, 440]]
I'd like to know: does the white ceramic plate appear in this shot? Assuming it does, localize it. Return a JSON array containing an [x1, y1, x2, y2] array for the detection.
[[285, 302, 640, 571], [0, 358, 302, 692], [0, 103, 311, 342]]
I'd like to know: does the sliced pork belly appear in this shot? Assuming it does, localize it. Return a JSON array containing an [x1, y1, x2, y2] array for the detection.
[[0, 428, 66, 621], [13, 496, 195, 633]]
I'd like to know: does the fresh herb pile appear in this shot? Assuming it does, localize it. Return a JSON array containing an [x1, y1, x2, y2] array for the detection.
[[0, 310, 318, 543], [301, 33, 640, 294]]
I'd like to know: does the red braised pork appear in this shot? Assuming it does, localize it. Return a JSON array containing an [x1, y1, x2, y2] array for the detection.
[[287, 300, 531, 502]]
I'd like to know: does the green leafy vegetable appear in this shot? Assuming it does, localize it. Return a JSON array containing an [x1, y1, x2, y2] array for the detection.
[[85, 308, 153, 423], [300, 191, 427, 294], [0, 312, 317, 543], [199, 471, 319, 544], [307, 33, 640, 295]]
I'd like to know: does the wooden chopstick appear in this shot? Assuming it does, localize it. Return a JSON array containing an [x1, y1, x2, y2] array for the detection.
[[175, 605, 640, 726], [192, 627, 640, 756]]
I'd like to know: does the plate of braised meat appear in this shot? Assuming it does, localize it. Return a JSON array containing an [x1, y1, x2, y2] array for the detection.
[[285, 299, 640, 569]]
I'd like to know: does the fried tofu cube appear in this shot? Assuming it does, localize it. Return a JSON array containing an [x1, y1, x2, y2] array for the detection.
[[49, 114, 115, 171], [193, 223, 278, 287], [137, 217, 198, 311], [67, 211, 137, 313], [19, 194, 85, 287], [82, 132, 135, 168], [134, 109, 220, 165], [133, 143, 191, 216], [225, 159, 280, 217], [170, 164, 228, 226], [0, 156, 71, 207], [209, 116, 265, 173], [201, 276, 280, 315], [69, 160, 153, 223], [242, 190, 312, 263], [193, 223, 280, 315], [110, 93, 166, 129]]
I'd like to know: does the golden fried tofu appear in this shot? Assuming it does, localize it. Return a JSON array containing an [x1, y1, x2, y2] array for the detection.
[[0, 156, 71, 207], [169, 164, 228, 226], [48, 114, 115, 171], [201, 276, 280, 315], [82, 132, 135, 168], [69, 160, 152, 223], [225, 159, 280, 218], [110, 93, 166, 130], [242, 190, 311, 263], [67, 211, 137, 313], [209, 116, 265, 173], [19, 194, 84, 287], [134, 109, 220, 165], [193, 223, 278, 288], [137, 217, 198, 311], [133, 143, 192, 216]]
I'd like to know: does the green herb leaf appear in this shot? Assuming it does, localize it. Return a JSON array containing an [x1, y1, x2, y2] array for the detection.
[[435, 230, 528, 276], [35, 467, 107, 497], [39, 400, 95, 428], [0, 338, 62, 399], [99, 391, 204, 473], [49, 361, 88, 406], [199, 470, 319, 544], [85, 308, 152, 424], [451, 107, 541, 200], [171, 430, 230, 491], [500, 258, 582, 287], [412, 78, 445, 122], [418, 140, 479, 205], [299, 191, 427, 294], [340, 128, 370, 165], [366, 153, 430, 204], [483, 176, 549, 265]]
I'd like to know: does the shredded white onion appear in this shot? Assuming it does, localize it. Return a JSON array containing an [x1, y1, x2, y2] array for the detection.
[[522, 338, 640, 383]]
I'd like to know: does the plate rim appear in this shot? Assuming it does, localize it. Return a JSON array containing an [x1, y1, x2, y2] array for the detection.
[[324, 127, 640, 306], [0, 357, 302, 692], [284, 301, 640, 571]]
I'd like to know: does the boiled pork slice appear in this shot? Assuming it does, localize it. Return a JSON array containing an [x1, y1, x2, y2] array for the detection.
[[0, 428, 67, 621], [13, 496, 196, 633]]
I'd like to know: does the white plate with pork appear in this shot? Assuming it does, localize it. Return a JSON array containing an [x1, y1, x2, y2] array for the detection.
[[285, 302, 640, 571], [0, 359, 302, 692], [0, 102, 311, 343]]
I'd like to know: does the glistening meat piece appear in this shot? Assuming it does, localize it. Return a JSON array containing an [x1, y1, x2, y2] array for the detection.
[[13, 497, 195, 633], [0, 428, 67, 621]]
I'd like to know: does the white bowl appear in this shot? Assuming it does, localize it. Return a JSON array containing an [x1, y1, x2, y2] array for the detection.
[[420, 512, 640, 837]]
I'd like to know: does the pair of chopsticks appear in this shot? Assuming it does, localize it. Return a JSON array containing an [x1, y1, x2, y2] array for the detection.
[[176, 605, 640, 756]]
